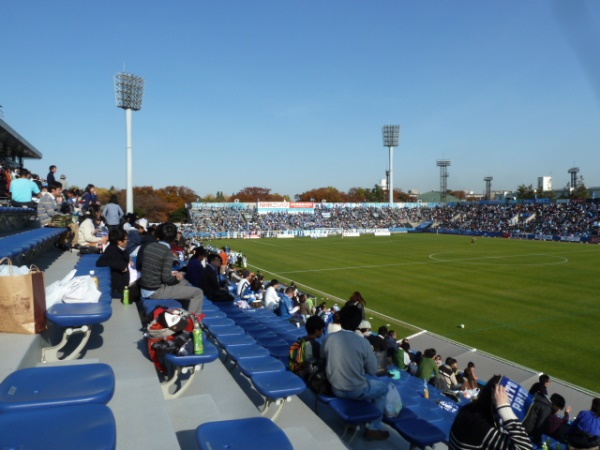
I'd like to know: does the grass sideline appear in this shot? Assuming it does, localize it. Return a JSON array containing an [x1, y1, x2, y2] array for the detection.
[[217, 233, 599, 394]]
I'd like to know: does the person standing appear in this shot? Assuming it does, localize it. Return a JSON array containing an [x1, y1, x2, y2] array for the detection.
[[46, 165, 57, 185], [103, 195, 124, 232]]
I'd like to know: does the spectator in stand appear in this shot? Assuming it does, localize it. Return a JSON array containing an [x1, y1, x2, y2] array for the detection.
[[236, 270, 255, 301], [77, 204, 108, 249], [279, 287, 300, 320], [326, 308, 342, 334], [219, 247, 229, 275], [96, 228, 131, 299], [463, 361, 479, 390], [126, 222, 144, 255], [323, 304, 389, 441], [416, 348, 440, 382], [290, 315, 326, 380], [80, 184, 98, 213], [37, 181, 63, 226], [449, 375, 533, 450], [385, 330, 401, 368], [346, 291, 367, 319], [567, 398, 600, 450], [46, 165, 57, 185], [298, 293, 312, 317], [544, 393, 571, 443], [103, 195, 124, 232], [440, 358, 463, 391], [529, 374, 551, 396], [138, 222, 203, 313], [263, 279, 281, 310], [200, 253, 233, 302], [185, 247, 207, 287], [9, 168, 40, 207], [523, 385, 553, 446], [360, 321, 387, 371]]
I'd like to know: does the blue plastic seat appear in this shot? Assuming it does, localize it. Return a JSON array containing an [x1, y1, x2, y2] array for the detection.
[[196, 417, 293, 450], [237, 355, 286, 377], [0, 363, 115, 412], [250, 371, 306, 420], [392, 418, 447, 448], [0, 403, 116, 450]]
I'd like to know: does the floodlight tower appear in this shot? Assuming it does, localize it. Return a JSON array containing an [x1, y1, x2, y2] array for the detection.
[[437, 160, 451, 204], [484, 176, 493, 200], [114, 72, 144, 214], [568, 167, 579, 190], [382, 125, 400, 205]]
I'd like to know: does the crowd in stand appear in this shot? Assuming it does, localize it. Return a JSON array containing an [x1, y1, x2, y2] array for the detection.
[[186, 202, 600, 238]]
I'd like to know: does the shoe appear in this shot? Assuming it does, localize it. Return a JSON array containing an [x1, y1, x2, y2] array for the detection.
[[364, 429, 390, 441]]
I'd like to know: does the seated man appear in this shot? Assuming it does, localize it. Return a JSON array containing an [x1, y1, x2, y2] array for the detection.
[[323, 304, 389, 441], [439, 357, 463, 391], [199, 253, 234, 302], [9, 168, 40, 208], [37, 181, 76, 249], [544, 393, 571, 443], [236, 270, 255, 301], [138, 222, 203, 314], [289, 315, 326, 380], [96, 228, 131, 299], [416, 348, 440, 382]]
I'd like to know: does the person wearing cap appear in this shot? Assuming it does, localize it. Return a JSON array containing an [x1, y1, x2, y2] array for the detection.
[[323, 304, 390, 441], [139, 222, 203, 314], [103, 195, 124, 232]]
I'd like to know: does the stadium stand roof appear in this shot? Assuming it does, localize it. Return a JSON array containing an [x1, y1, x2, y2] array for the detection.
[[0, 117, 42, 161]]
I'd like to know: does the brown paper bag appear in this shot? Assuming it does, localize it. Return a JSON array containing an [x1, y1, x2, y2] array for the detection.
[[0, 258, 47, 334]]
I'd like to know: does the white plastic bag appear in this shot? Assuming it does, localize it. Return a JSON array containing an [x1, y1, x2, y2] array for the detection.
[[45, 269, 77, 308], [384, 383, 403, 418], [62, 276, 101, 303]]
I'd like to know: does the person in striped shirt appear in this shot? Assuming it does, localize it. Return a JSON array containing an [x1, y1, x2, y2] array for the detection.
[[449, 375, 533, 450]]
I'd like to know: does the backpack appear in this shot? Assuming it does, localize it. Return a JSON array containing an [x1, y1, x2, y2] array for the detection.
[[145, 307, 205, 374], [288, 337, 332, 395], [289, 338, 310, 376]]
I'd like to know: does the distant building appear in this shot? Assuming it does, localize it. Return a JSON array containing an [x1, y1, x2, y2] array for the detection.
[[538, 176, 552, 192]]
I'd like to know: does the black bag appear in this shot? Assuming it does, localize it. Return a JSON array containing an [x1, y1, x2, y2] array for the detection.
[[79, 246, 101, 255]]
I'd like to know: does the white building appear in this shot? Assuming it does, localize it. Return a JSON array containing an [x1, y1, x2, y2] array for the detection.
[[538, 176, 552, 192]]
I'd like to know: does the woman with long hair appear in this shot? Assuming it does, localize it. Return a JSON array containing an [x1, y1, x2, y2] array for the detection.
[[346, 291, 367, 319], [449, 375, 533, 450]]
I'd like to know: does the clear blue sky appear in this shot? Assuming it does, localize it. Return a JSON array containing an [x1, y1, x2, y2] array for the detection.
[[2, 0, 600, 198]]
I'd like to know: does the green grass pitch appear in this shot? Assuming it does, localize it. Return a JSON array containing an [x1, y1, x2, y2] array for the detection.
[[220, 233, 599, 393]]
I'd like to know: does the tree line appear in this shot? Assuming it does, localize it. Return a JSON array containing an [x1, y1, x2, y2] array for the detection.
[[79, 181, 590, 223]]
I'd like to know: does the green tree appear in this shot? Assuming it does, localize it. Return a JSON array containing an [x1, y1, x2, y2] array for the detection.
[[516, 184, 536, 200]]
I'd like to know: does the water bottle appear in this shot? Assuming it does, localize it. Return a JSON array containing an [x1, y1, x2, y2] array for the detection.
[[423, 379, 430, 399], [123, 286, 130, 305], [89, 270, 99, 288], [193, 323, 204, 355]]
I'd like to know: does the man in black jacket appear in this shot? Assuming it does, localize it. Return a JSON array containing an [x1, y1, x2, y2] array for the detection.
[[138, 222, 203, 313], [522, 391, 552, 446]]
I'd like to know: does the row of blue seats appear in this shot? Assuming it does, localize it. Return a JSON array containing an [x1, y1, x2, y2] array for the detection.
[[0, 253, 119, 449], [0, 226, 67, 265]]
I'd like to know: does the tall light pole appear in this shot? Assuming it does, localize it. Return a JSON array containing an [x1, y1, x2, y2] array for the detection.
[[114, 72, 144, 214], [484, 176, 493, 201], [437, 159, 451, 204], [382, 125, 400, 205]]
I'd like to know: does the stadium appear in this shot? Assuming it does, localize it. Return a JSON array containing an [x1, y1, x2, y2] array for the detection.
[[2, 109, 599, 448]]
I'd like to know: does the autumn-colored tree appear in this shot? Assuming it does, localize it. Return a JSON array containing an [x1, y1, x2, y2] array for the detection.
[[393, 189, 412, 202], [231, 187, 283, 202], [295, 186, 348, 202], [449, 190, 467, 200]]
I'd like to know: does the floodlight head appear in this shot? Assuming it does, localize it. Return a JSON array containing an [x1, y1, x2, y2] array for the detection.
[[484, 176, 493, 182], [382, 125, 400, 147], [114, 72, 145, 111], [436, 160, 451, 168]]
